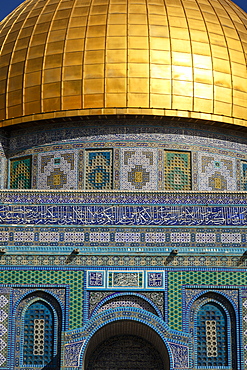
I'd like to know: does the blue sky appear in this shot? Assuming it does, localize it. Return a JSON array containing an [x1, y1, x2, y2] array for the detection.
[[0, 0, 247, 22]]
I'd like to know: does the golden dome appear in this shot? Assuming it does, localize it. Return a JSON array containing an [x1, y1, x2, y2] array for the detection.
[[0, 0, 247, 127]]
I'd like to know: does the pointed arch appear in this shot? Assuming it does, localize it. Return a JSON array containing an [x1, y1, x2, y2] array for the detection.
[[196, 301, 228, 367], [13, 291, 62, 369], [83, 320, 170, 370], [190, 292, 238, 369]]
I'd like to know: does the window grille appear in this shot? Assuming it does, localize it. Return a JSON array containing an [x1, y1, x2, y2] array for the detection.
[[197, 302, 228, 367], [23, 301, 54, 366]]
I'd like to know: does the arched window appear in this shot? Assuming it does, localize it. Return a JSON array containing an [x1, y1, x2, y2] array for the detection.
[[22, 300, 58, 368], [196, 302, 228, 367]]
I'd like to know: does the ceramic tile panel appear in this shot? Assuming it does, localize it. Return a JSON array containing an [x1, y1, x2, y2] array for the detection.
[[120, 148, 158, 190], [37, 150, 78, 190], [198, 152, 237, 191], [164, 151, 191, 190], [10, 156, 32, 189], [85, 149, 113, 190]]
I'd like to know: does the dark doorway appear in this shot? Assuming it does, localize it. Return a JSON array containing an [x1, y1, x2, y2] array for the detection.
[[84, 320, 169, 370], [87, 334, 164, 370]]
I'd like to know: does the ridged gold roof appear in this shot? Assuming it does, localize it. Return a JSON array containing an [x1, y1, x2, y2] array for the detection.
[[0, 0, 247, 127]]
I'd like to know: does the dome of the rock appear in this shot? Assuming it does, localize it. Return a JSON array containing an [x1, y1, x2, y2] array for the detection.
[[1, 1, 247, 369], [0, 0, 247, 127]]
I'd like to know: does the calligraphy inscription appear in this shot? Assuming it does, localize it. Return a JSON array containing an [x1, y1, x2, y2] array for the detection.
[[0, 205, 246, 226], [113, 273, 139, 287]]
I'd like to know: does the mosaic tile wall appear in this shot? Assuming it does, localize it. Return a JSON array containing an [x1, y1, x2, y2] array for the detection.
[[164, 151, 191, 190], [37, 150, 78, 190], [10, 157, 31, 189], [242, 289, 247, 367], [120, 148, 158, 190], [1, 191, 247, 257], [0, 265, 244, 369], [0, 270, 83, 330], [198, 152, 237, 191], [241, 161, 247, 190], [0, 157, 6, 190], [0, 289, 10, 368], [85, 149, 113, 190], [8, 142, 243, 191], [0, 121, 247, 369], [168, 269, 247, 332], [2, 121, 247, 191], [0, 227, 245, 255], [0, 254, 244, 268], [0, 267, 244, 369]]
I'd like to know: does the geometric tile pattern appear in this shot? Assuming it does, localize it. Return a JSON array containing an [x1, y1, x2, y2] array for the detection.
[[168, 270, 247, 331], [164, 151, 191, 190], [196, 233, 216, 243], [0, 340, 6, 352], [197, 303, 227, 367], [64, 341, 85, 367], [145, 233, 166, 243], [170, 233, 191, 243], [0, 254, 243, 268], [0, 157, 6, 190], [0, 326, 7, 337], [88, 291, 164, 318], [96, 295, 157, 315], [6, 132, 247, 192], [10, 156, 31, 189], [3, 188, 247, 205], [6, 123, 247, 193], [0, 311, 7, 323], [241, 161, 247, 190], [115, 233, 140, 243], [0, 228, 245, 250], [0, 271, 82, 330], [120, 148, 158, 190], [198, 153, 236, 191], [37, 150, 77, 189], [0, 354, 5, 367], [221, 234, 241, 243], [85, 150, 112, 190], [170, 343, 189, 369], [0, 294, 9, 368]]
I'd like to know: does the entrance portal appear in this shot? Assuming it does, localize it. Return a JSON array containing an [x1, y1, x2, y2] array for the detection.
[[87, 334, 164, 370], [84, 320, 169, 370]]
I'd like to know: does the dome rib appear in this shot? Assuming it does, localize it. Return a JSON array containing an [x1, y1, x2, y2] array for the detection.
[[0, 0, 246, 127]]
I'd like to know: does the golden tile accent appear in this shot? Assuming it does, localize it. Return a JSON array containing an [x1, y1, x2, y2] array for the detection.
[[106, 63, 126, 78], [0, 0, 246, 127], [43, 82, 61, 99], [106, 93, 126, 107], [84, 78, 104, 94], [106, 77, 126, 93]]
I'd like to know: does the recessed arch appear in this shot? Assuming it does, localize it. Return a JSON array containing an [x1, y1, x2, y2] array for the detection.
[[13, 291, 63, 369], [83, 320, 170, 370], [190, 291, 238, 370], [92, 292, 162, 318]]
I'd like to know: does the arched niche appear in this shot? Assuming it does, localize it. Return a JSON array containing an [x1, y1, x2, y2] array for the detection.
[[13, 291, 62, 369], [189, 291, 238, 370], [83, 319, 170, 370]]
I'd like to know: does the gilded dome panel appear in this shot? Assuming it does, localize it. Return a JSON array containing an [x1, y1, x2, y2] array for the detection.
[[0, 0, 247, 126]]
